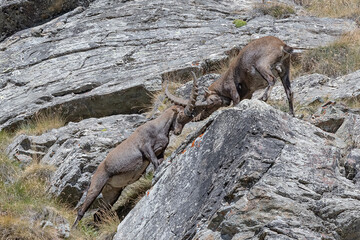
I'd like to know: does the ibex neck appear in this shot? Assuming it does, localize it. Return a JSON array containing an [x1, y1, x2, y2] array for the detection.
[[153, 109, 175, 135]]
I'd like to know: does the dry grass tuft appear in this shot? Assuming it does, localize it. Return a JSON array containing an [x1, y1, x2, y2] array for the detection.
[[0, 215, 58, 240], [147, 79, 184, 117], [17, 110, 65, 136], [113, 172, 153, 213], [255, 2, 295, 19], [303, 0, 360, 23], [19, 163, 56, 183], [0, 153, 18, 183], [293, 29, 360, 78]]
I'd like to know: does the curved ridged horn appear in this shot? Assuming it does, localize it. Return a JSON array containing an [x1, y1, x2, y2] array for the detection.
[[184, 71, 199, 116], [164, 80, 188, 107]]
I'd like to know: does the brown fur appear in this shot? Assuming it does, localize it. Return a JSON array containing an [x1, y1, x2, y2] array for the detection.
[[196, 36, 294, 120], [72, 105, 194, 228]]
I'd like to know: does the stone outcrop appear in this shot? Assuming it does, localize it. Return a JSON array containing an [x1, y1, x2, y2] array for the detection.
[[114, 100, 360, 240], [270, 70, 360, 106], [7, 114, 147, 205], [0, 0, 93, 42], [0, 0, 356, 131]]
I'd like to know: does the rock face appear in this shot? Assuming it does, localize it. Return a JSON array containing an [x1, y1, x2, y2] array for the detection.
[[114, 100, 360, 240], [270, 71, 360, 106], [7, 114, 147, 205], [0, 0, 356, 131], [0, 0, 93, 41]]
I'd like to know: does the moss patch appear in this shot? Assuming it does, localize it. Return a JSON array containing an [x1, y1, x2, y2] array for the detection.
[[233, 19, 247, 28]]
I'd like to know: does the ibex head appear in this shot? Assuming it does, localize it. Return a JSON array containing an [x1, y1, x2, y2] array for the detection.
[[165, 71, 201, 135]]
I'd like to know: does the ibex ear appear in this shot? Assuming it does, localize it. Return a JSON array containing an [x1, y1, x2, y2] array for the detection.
[[172, 106, 180, 113]]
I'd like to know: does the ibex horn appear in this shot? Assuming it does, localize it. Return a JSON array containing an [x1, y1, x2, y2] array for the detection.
[[184, 71, 199, 116], [164, 80, 188, 107]]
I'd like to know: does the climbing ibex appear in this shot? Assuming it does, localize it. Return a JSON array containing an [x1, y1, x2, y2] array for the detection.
[[72, 73, 199, 228], [167, 36, 294, 120]]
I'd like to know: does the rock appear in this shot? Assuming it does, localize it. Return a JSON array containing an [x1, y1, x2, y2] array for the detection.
[[7, 113, 147, 205], [269, 70, 360, 106], [0, 0, 92, 42], [175, 73, 221, 102], [0, 0, 356, 131], [114, 100, 360, 240], [344, 149, 360, 186], [336, 111, 360, 149], [310, 101, 346, 133]]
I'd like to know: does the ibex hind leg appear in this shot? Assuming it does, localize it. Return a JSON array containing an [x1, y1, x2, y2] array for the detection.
[[94, 186, 123, 222], [254, 65, 276, 102], [72, 166, 110, 229]]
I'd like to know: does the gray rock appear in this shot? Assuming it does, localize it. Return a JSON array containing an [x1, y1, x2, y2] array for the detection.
[[310, 101, 346, 133], [0, 0, 356, 131], [114, 100, 360, 240], [7, 113, 147, 205], [269, 71, 360, 106], [336, 112, 360, 149], [0, 0, 93, 42]]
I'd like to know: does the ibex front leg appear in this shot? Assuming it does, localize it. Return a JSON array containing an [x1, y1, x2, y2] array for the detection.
[[141, 144, 160, 170]]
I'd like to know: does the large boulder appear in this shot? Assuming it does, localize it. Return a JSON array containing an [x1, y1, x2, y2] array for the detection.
[[7, 113, 147, 205], [114, 100, 360, 240], [0, 0, 356, 131]]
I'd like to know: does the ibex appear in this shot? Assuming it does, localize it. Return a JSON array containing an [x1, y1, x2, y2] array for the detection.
[[72, 73, 199, 228], [166, 36, 294, 120]]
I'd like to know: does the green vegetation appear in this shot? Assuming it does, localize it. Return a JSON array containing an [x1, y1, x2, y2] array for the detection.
[[255, 2, 295, 19], [293, 30, 360, 78], [233, 19, 247, 28]]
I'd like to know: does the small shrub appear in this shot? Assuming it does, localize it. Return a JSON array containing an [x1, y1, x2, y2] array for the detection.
[[233, 19, 247, 28], [256, 2, 295, 19]]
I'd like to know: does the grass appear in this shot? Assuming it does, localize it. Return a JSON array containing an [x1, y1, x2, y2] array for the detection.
[[112, 172, 153, 218], [0, 160, 67, 240], [292, 29, 360, 78], [147, 79, 184, 118], [301, 0, 360, 24], [16, 110, 65, 136], [255, 2, 295, 19]]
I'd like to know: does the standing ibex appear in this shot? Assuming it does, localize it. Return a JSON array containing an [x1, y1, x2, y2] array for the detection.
[[72, 73, 199, 228], [166, 36, 294, 120]]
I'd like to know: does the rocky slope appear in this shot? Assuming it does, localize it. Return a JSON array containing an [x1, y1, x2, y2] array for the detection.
[[0, 0, 356, 131], [114, 100, 360, 240], [1, 0, 360, 239]]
